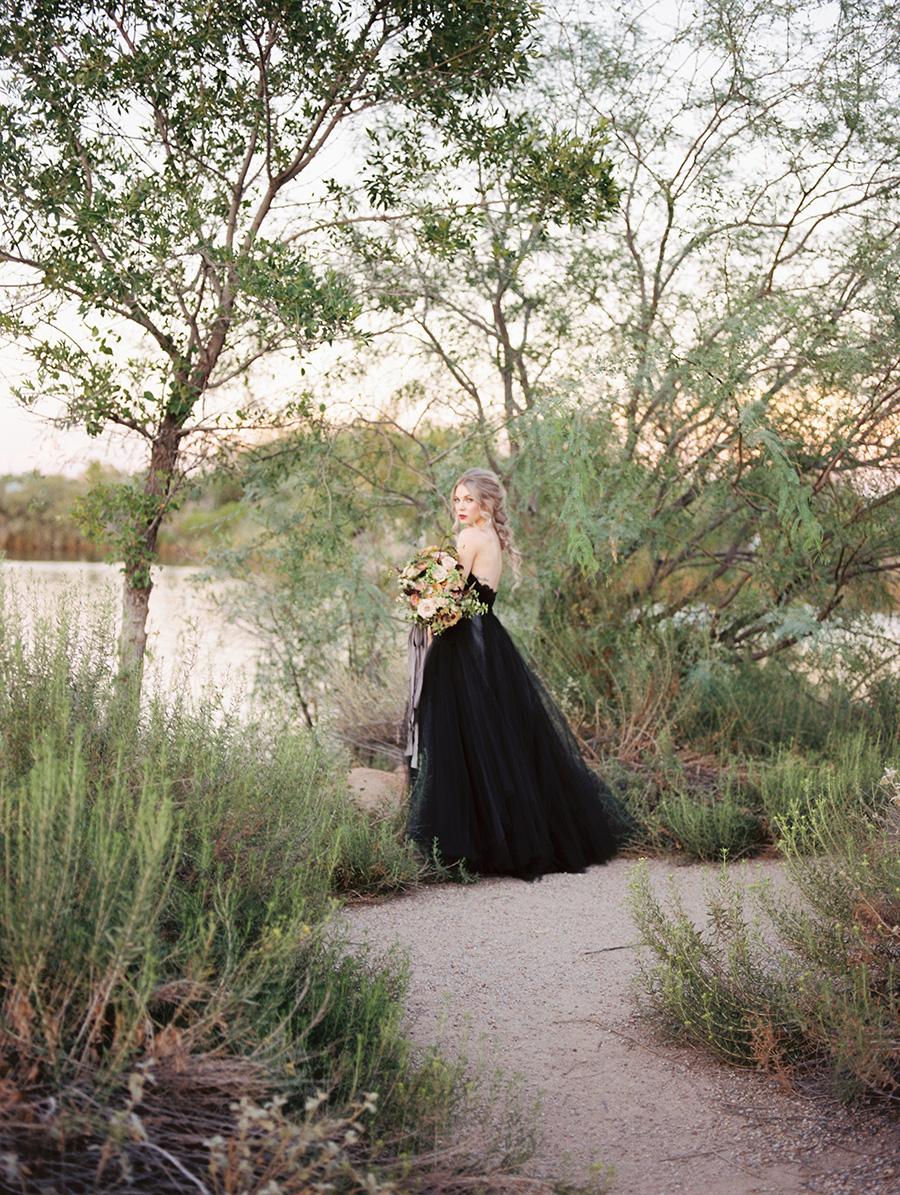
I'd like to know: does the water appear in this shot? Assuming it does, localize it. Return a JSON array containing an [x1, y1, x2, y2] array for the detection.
[[1, 559, 262, 708], [3, 560, 896, 712]]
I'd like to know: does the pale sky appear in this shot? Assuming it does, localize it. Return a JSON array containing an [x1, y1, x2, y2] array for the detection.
[[0, 358, 130, 476], [0, 0, 843, 477]]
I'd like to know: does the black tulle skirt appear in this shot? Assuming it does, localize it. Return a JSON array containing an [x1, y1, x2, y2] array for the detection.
[[405, 576, 633, 882]]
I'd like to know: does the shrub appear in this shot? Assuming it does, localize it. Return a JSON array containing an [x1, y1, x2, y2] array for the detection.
[[531, 613, 890, 762], [597, 721, 894, 863], [322, 654, 408, 766], [752, 731, 888, 842], [672, 653, 862, 754], [626, 862, 806, 1071], [0, 576, 560, 1191], [651, 781, 764, 861], [626, 762, 900, 1101]]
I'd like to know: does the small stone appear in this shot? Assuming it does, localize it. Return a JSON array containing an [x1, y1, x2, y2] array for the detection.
[[346, 766, 406, 815]]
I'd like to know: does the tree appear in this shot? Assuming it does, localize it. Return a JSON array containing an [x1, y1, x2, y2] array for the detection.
[[543, 0, 900, 661], [338, 77, 619, 472], [210, 416, 401, 729], [346, 0, 900, 670], [0, 0, 540, 682]]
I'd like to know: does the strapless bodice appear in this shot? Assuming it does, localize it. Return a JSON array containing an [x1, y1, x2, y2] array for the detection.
[[468, 573, 497, 610]]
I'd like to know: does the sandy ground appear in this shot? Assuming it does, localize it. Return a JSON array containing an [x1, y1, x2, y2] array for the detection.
[[339, 857, 898, 1195]]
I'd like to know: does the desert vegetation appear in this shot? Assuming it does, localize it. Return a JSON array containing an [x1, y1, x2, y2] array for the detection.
[[0, 580, 566, 1192], [627, 760, 899, 1102], [1, 0, 898, 1183]]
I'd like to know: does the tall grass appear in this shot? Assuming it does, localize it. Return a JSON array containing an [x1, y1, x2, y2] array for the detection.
[[650, 778, 764, 861], [0, 578, 555, 1192], [750, 732, 888, 840]]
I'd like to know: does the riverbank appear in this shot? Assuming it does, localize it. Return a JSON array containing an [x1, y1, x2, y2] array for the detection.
[[1, 558, 261, 707]]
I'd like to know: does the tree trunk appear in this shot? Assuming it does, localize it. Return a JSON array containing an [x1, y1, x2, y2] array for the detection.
[[116, 412, 182, 687], [119, 578, 152, 683]]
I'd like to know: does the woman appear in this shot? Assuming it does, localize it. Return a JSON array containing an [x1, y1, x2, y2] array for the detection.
[[405, 468, 631, 882]]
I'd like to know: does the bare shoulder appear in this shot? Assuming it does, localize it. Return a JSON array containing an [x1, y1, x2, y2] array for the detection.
[[455, 525, 484, 547]]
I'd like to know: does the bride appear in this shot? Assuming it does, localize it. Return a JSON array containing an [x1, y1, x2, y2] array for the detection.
[[405, 467, 631, 882]]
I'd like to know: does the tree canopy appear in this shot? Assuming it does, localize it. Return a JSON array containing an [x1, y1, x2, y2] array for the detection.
[[0, 0, 547, 676]]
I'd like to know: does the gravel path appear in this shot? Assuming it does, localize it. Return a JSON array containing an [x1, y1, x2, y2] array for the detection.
[[339, 857, 898, 1194]]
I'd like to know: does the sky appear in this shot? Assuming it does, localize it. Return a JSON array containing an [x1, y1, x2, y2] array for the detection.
[[0, 0, 693, 477], [0, 0, 845, 478], [0, 361, 123, 477]]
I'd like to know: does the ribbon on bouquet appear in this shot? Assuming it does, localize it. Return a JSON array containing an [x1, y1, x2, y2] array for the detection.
[[403, 621, 430, 770]]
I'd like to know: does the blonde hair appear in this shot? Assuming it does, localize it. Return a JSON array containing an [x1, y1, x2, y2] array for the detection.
[[451, 468, 522, 582]]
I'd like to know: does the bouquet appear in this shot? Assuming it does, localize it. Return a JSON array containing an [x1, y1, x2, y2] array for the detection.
[[396, 543, 488, 635]]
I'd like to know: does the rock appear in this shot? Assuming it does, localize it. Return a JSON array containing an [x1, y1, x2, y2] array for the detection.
[[347, 767, 407, 816]]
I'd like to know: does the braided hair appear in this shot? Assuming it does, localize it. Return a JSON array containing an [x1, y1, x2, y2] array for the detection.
[[452, 468, 522, 582]]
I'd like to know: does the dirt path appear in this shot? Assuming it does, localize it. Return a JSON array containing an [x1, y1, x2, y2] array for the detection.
[[339, 857, 897, 1195]]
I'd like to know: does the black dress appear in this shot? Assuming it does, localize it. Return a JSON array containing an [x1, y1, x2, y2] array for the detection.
[[405, 573, 632, 881]]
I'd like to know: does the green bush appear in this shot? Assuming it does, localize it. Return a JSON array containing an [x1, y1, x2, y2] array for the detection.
[[530, 612, 891, 763], [753, 731, 888, 842], [626, 760, 900, 1101], [673, 653, 863, 754], [651, 781, 764, 861], [0, 577, 423, 914], [626, 862, 806, 1069], [0, 578, 556, 1191], [593, 713, 894, 864]]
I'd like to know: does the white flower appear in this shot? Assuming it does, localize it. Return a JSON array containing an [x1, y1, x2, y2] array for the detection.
[[431, 564, 448, 582], [417, 598, 437, 619]]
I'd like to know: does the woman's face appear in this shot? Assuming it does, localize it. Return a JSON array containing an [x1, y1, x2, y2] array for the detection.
[[454, 484, 481, 525]]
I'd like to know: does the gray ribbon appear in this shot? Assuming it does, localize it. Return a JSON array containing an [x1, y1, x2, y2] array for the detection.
[[403, 622, 430, 769]]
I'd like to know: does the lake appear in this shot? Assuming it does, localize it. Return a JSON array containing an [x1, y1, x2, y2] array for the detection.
[[1, 559, 263, 708], [3, 559, 897, 716]]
